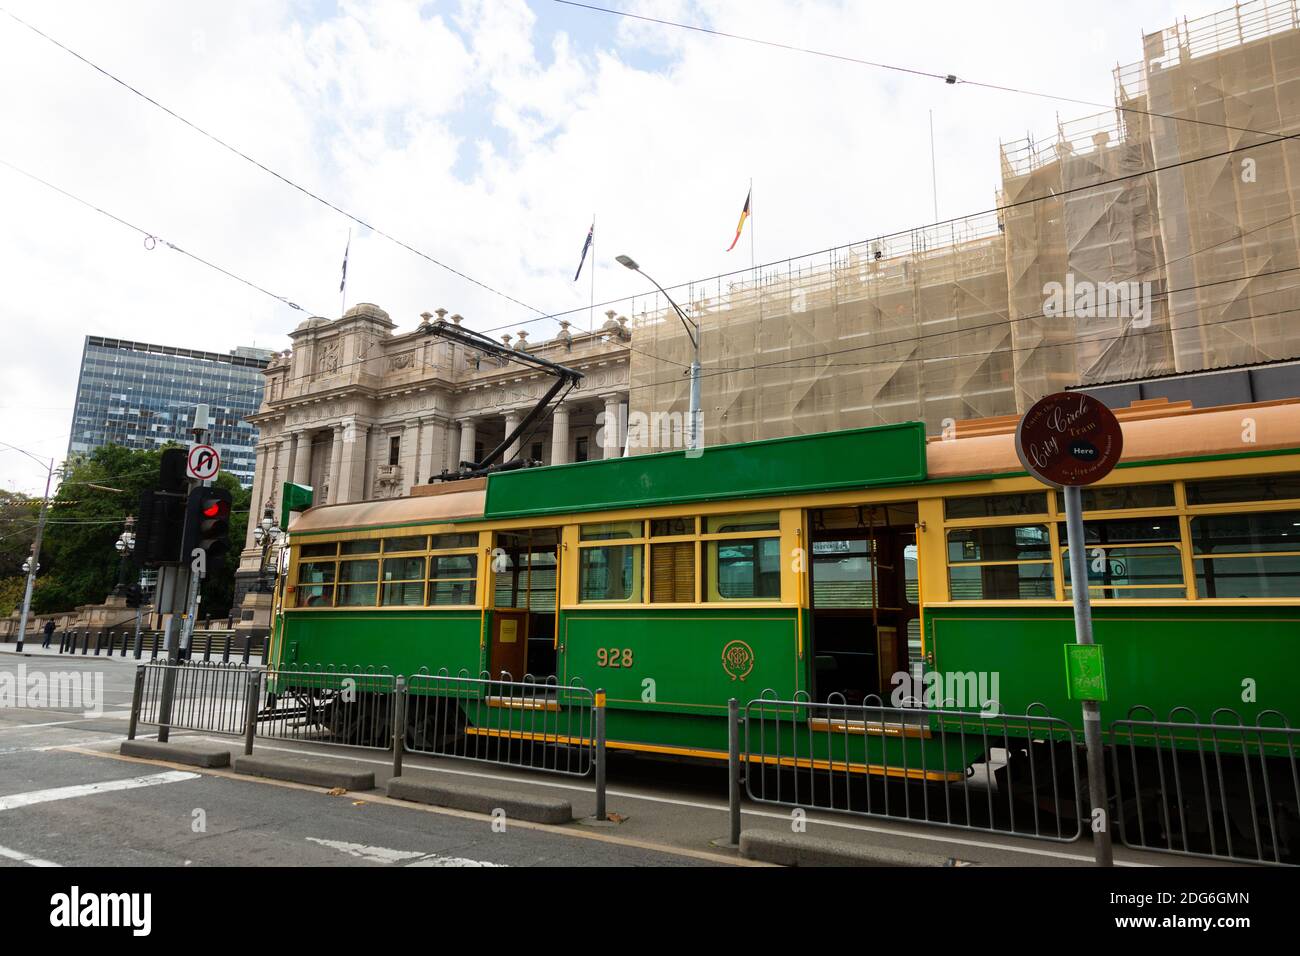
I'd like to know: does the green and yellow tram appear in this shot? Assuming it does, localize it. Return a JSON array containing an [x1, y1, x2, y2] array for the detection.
[[267, 396, 1300, 794]]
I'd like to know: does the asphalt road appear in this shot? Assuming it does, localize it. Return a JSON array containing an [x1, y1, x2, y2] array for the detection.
[[0, 649, 1226, 868]]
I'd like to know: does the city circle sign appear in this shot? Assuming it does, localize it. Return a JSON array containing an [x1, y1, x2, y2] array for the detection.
[[1015, 392, 1123, 487]]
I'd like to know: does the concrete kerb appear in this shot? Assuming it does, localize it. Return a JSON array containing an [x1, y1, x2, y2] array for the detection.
[[739, 829, 969, 867], [388, 776, 573, 825], [233, 753, 376, 792], [120, 739, 232, 768]]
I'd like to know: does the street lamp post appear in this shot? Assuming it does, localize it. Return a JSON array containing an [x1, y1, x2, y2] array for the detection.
[[113, 516, 136, 597], [616, 255, 702, 452], [252, 503, 284, 593], [3, 441, 55, 654]]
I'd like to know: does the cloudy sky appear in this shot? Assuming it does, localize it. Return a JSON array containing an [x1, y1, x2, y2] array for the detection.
[[0, 0, 1229, 493]]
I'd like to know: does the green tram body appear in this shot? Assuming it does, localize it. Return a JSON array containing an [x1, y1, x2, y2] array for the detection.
[[269, 408, 1300, 781]]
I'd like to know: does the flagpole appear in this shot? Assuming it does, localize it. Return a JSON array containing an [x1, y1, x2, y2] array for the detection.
[[340, 227, 351, 317], [590, 213, 596, 334]]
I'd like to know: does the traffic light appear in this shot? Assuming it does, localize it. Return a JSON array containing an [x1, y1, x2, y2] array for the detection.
[[135, 489, 186, 567], [182, 486, 233, 576]]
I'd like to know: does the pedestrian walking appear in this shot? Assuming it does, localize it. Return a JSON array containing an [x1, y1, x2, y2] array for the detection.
[[41, 618, 56, 648]]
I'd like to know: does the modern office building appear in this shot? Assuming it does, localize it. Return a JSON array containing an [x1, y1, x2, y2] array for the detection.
[[67, 336, 273, 486]]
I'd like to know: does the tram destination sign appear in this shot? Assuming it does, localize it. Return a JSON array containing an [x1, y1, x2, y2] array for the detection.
[[1014, 391, 1123, 488]]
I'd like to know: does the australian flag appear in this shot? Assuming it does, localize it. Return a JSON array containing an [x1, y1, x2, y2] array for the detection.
[[339, 232, 350, 293], [574, 222, 593, 281]]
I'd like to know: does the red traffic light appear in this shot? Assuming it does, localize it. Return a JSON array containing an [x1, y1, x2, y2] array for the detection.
[[202, 500, 229, 519]]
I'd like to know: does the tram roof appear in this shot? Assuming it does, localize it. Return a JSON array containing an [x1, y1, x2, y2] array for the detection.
[[286, 397, 1300, 535]]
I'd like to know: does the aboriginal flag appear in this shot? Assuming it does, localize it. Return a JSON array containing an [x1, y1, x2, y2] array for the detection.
[[726, 188, 751, 252]]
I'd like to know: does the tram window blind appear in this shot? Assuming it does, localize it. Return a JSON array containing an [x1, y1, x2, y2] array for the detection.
[[651, 542, 695, 602], [431, 533, 478, 550], [340, 540, 379, 555], [300, 543, 337, 558]]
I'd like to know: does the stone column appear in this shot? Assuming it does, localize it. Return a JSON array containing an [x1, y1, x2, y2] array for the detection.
[[550, 404, 570, 466], [327, 424, 345, 504], [243, 442, 270, 551], [291, 430, 312, 488], [504, 411, 522, 462], [336, 418, 367, 504], [402, 421, 421, 494], [458, 418, 477, 468], [601, 394, 622, 458], [445, 421, 461, 475]]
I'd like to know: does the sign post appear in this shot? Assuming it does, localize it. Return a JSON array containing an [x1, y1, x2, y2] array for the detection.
[[1015, 391, 1122, 867]]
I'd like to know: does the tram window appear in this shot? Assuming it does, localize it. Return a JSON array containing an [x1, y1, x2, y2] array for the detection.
[[811, 539, 875, 608], [337, 559, 379, 606], [1191, 510, 1300, 598], [947, 525, 1049, 563], [1054, 483, 1174, 512], [429, 553, 477, 605], [297, 584, 334, 607], [300, 543, 337, 558], [579, 545, 643, 602], [944, 492, 1047, 519], [651, 541, 695, 602], [651, 517, 696, 537], [580, 521, 642, 541], [1061, 545, 1184, 596], [296, 560, 336, 607], [382, 535, 427, 553], [381, 557, 426, 606], [1186, 474, 1300, 505], [948, 563, 1053, 600], [431, 532, 478, 551], [340, 540, 379, 555], [946, 525, 1051, 600], [711, 538, 781, 600], [1060, 517, 1178, 545], [706, 512, 779, 534]]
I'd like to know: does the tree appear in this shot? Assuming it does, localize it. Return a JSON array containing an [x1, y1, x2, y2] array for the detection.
[[28, 443, 250, 619]]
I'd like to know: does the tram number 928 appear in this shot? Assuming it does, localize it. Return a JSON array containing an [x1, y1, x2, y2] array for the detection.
[[596, 647, 634, 668]]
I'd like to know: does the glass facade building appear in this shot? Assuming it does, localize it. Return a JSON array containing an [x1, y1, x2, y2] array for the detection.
[[67, 336, 272, 486]]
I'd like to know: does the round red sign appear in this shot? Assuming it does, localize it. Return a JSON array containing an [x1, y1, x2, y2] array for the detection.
[[1015, 391, 1123, 487]]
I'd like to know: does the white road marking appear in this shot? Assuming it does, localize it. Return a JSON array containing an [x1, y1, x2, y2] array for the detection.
[[0, 770, 198, 811], [0, 843, 60, 866], [193, 735, 1142, 866], [0, 716, 127, 731], [305, 836, 504, 867]]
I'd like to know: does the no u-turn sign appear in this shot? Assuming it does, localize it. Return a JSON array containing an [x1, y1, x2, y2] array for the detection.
[[186, 443, 220, 481]]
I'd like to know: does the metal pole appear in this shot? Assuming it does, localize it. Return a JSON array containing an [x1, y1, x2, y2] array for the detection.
[[728, 697, 741, 846], [132, 604, 143, 659], [1064, 484, 1114, 867], [15, 456, 53, 654], [594, 689, 607, 822], [127, 665, 145, 741], [243, 672, 260, 756], [392, 676, 406, 778]]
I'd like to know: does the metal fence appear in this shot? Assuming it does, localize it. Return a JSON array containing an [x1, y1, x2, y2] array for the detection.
[[742, 692, 1082, 843], [405, 670, 598, 777], [1110, 707, 1300, 866], [130, 660, 260, 742], [259, 665, 397, 751]]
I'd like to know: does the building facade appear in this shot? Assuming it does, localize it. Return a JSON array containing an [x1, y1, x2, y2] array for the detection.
[[67, 336, 272, 485], [236, 304, 631, 594]]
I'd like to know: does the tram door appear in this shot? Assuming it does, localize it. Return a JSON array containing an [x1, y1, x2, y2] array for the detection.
[[489, 529, 560, 680], [807, 505, 920, 704]]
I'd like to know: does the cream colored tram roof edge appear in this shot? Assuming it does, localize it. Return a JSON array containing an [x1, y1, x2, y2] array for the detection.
[[289, 485, 485, 535]]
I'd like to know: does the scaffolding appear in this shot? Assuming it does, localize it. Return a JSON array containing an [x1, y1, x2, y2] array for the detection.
[[626, 0, 1300, 446]]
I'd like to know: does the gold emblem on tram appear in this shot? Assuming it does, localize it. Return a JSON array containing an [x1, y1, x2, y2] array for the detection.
[[721, 640, 755, 681]]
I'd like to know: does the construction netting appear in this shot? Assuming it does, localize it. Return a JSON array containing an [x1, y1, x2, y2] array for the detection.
[[623, 0, 1300, 450]]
